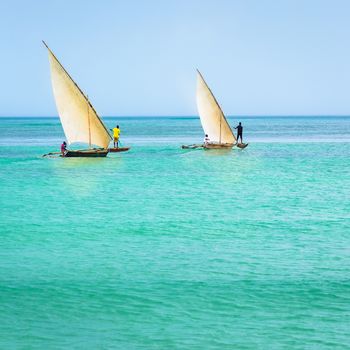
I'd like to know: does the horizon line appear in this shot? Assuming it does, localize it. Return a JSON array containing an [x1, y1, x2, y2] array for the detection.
[[0, 114, 350, 118], [1, 115, 350, 118]]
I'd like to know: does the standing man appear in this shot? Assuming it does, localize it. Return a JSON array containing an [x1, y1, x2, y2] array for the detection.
[[110, 125, 120, 148], [61, 141, 67, 157], [235, 122, 243, 144]]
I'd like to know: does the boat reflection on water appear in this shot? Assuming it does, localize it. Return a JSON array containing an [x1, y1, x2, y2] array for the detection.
[[203, 148, 232, 157], [50, 155, 122, 197]]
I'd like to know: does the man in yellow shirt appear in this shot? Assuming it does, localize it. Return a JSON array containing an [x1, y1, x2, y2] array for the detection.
[[110, 125, 120, 148]]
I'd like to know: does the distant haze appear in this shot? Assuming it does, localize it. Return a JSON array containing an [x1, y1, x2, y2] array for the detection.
[[0, 0, 350, 116]]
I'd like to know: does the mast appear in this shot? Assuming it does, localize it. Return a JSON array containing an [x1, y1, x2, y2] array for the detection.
[[87, 95, 91, 148]]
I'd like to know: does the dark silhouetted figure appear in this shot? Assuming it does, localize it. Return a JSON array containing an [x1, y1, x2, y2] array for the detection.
[[235, 122, 243, 143]]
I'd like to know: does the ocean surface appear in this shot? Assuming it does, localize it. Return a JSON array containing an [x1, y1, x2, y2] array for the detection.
[[0, 116, 349, 349]]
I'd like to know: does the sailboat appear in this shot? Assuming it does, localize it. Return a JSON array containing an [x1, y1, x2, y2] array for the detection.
[[182, 70, 248, 149], [43, 41, 112, 157]]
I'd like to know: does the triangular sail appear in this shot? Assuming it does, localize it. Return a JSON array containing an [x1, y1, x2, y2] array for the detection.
[[44, 42, 112, 149], [196, 70, 236, 144]]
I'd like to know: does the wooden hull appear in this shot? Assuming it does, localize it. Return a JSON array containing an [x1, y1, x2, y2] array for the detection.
[[65, 149, 108, 157], [236, 143, 249, 149], [204, 143, 234, 149], [182, 143, 236, 150], [108, 147, 130, 153]]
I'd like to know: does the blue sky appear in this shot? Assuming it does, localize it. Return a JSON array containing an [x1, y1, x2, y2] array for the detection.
[[0, 0, 349, 116]]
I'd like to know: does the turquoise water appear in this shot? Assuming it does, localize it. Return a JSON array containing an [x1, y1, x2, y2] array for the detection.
[[0, 116, 349, 349]]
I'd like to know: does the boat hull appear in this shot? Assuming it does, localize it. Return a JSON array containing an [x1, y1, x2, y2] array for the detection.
[[108, 147, 130, 152], [236, 143, 249, 149], [204, 143, 234, 149], [65, 149, 108, 157]]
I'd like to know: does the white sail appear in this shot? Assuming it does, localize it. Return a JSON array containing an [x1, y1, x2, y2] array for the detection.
[[44, 42, 112, 149], [196, 70, 236, 144]]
